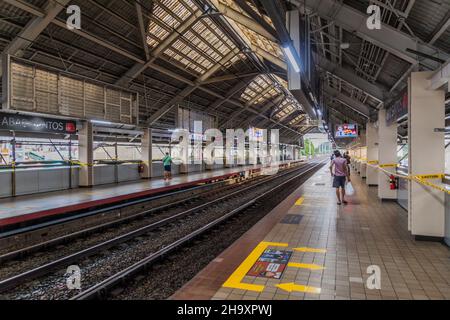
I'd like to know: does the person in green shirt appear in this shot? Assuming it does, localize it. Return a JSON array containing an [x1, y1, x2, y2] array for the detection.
[[162, 152, 173, 181]]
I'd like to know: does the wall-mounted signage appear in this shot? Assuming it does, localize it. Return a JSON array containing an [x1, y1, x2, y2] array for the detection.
[[0, 112, 77, 134], [386, 92, 408, 126], [335, 124, 358, 138]]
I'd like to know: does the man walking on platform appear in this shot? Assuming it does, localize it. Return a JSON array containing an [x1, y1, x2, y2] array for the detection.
[[330, 150, 350, 205]]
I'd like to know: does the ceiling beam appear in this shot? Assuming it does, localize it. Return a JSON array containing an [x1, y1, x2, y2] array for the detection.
[[323, 85, 371, 118], [135, 2, 150, 61], [209, 76, 255, 110], [116, 10, 203, 86], [210, 1, 278, 42], [146, 48, 239, 125], [237, 94, 285, 128], [234, 0, 278, 38], [219, 85, 274, 128], [328, 103, 365, 125], [315, 53, 387, 101], [294, 0, 449, 71], [3, 0, 301, 137], [209, 0, 286, 70], [429, 57, 450, 90], [428, 11, 450, 45], [1, 0, 70, 74], [202, 72, 260, 84]]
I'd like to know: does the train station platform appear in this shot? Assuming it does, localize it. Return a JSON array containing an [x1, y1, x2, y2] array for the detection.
[[0, 161, 301, 229], [173, 166, 450, 300]]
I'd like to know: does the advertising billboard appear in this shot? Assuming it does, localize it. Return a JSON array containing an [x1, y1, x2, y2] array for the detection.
[[335, 124, 358, 138]]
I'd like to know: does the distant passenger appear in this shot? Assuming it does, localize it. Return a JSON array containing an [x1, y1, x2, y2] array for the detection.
[[344, 151, 351, 177], [330, 150, 350, 205], [162, 152, 173, 182]]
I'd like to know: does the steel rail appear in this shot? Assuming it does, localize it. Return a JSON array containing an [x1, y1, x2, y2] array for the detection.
[[0, 162, 313, 293], [0, 163, 304, 262], [71, 160, 326, 300], [0, 180, 225, 239]]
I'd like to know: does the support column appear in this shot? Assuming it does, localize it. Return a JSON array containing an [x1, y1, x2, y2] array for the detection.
[[366, 122, 379, 186], [378, 109, 398, 199], [141, 128, 152, 179], [356, 148, 361, 173], [79, 121, 94, 187], [357, 129, 366, 176], [1, 54, 11, 109], [408, 71, 445, 239]]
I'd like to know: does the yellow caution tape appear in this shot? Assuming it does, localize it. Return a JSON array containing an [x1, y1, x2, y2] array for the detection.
[[414, 174, 445, 180], [369, 164, 449, 194], [367, 160, 379, 165], [379, 163, 398, 168], [413, 177, 450, 195], [69, 160, 93, 167]]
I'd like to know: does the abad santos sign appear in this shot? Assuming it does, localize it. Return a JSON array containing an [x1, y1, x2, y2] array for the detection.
[[0, 112, 77, 134]]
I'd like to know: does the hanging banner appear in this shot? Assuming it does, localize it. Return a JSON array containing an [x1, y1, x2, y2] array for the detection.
[[0, 112, 77, 134]]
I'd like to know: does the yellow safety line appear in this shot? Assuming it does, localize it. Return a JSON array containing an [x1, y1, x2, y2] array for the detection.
[[287, 262, 325, 271], [222, 241, 288, 292], [276, 283, 322, 294], [293, 247, 327, 253], [295, 197, 305, 206]]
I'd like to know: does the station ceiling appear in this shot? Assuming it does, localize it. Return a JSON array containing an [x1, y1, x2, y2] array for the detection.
[[0, 0, 449, 143]]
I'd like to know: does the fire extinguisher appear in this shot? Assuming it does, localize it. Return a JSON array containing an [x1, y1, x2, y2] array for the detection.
[[389, 175, 397, 190]]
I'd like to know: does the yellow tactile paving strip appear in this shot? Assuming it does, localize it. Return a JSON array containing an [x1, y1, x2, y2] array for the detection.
[[210, 167, 450, 300]]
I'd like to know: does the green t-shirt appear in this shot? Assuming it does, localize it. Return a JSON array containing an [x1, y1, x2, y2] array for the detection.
[[163, 155, 172, 166]]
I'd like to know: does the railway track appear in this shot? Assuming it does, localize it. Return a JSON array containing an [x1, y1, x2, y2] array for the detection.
[[0, 175, 241, 252], [0, 160, 325, 300]]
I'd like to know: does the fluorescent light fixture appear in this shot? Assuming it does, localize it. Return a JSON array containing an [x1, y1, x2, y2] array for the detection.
[[91, 120, 113, 126], [317, 109, 322, 117], [282, 45, 301, 73]]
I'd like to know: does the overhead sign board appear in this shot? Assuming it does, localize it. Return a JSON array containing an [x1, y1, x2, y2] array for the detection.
[[0, 112, 77, 134], [335, 124, 358, 138]]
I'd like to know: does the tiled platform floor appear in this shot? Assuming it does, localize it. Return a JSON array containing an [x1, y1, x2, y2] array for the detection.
[[173, 166, 450, 300]]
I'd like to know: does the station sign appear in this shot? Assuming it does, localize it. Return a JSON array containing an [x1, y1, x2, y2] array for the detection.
[[0, 112, 77, 134]]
